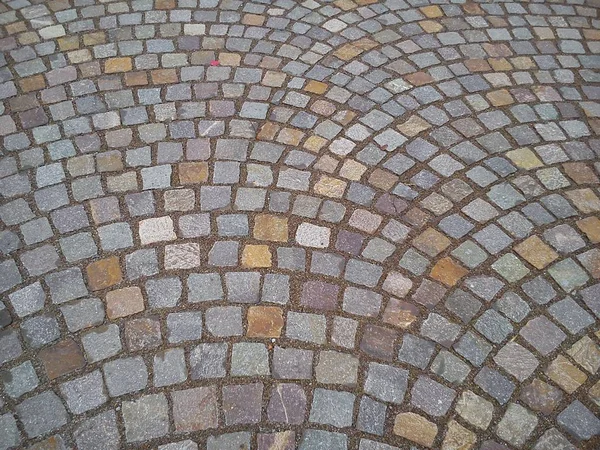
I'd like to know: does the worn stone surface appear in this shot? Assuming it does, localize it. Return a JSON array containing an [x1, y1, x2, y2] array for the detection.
[[172, 386, 218, 432], [38, 339, 85, 380], [122, 394, 169, 443], [393, 412, 438, 448], [1, 2, 599, 448], [495, 403, 538, 448]]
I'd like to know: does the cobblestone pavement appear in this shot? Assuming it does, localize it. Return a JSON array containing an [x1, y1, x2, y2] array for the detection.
[[1, 0, 600, 449]]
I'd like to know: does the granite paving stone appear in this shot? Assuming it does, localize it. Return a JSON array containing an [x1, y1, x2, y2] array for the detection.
[[190, 343, 228, 379], [16, 391, 68, 438], [223, 383, 263, 426], [122, 394, 169, 443], [1, 1, 599, 447], [309, 389, 355, 428], [74, 410, 120, 450], [410, 376, 457, 417], [1, 360, 39, 399], [496, 403, 538, 448], [59, 370, 107, 414], [172, 386, 218, 432]]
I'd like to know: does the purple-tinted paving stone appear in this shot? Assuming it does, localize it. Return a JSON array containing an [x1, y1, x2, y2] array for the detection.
[[336, 230, 365, 255], [222, 383, 263, 425], [267, 383, 307, 425], [360, 324, 397, 360], [412, 279, 447, 309], [273, 347, 313, 380], [519, 316, 566, 356], [520, 379, 563, 415], [125, 317, 162, 351], [258, 431, 295, 450], [301, 280, 340, 311], [172, 386, 218, 432]]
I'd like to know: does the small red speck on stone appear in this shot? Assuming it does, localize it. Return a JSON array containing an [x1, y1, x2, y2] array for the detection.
[[210, 60, 220, 66]]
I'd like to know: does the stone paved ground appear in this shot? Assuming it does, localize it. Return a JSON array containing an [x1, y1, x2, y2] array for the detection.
[[0, 0, 600, 449]]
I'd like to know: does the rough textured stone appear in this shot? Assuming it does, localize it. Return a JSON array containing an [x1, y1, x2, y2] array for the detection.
[[16, 391, 68, 438], [122, 394, 169, 442], [38, 339, 85, 380], [393, 412, 438, 447], [172, 386, 218, 432]]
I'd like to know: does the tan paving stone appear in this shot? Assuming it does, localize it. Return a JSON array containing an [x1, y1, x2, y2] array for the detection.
[[247, 306, 284, 338], [506, 148, 544, 170], [413, 228, 451, 257], [442, 420, 476, 450], [104, 57, 132, 73], [178, 162, 208, 184], [106, 287, 145, 319], [394, 412, 438, 448], [86, 257, 122, 291], [254, 215, 288, 242], [242, 244, 272, 268], [420, 5, 443, 18], [305, 80, 328, 94], [383, 298, 420, 329], [546, 355, 587, 394], [567, 336, 600, 373], [566, 188, 600, 213], [577, 216, 600, 243], [242, 14, 265, 26], [430, 257, 468, 287], [314, 175, 347, 198], [514, 236, 559, 269]]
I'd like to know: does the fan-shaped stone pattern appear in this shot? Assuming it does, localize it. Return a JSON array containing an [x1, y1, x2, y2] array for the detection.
[[0, 0, 599, 449]]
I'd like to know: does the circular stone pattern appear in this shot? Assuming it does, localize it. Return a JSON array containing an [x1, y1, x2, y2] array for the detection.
[[1, 1, 600, 449]]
